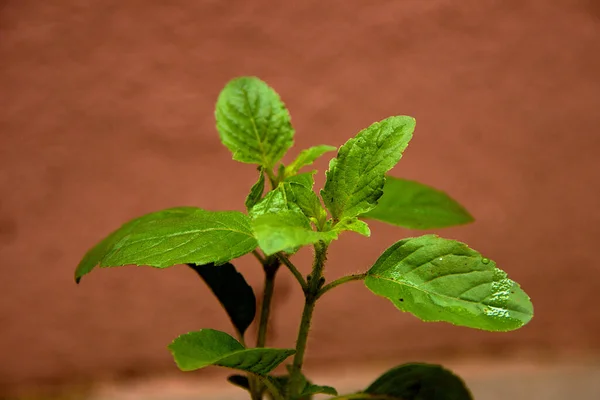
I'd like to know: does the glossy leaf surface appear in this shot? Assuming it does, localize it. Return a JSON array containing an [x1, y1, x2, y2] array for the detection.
[[322, 116, 415, 220], [365, 235, 533, 331]]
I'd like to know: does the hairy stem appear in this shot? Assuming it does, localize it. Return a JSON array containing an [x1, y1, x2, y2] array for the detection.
[[317, 272, 367, 300], [288, 242, 328, 399], [276, 253, 307, 290]]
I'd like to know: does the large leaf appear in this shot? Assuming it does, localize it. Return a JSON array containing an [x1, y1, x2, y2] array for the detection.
[[245, 168, 265, 211], [321, 116, 415, 220], [365, 235, 533, 331], [168, 329, 294, 374], [284, 145, 336, 177], [252, 210, 338, 255], [362, 177, 474, 229], [357, 363, 472, 400], [216, 77, 294, 169], [188, 263, 256, 336], [75, 207, 257, 282]]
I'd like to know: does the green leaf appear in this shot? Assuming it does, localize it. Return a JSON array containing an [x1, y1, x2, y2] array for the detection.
[[168, 329, 295, 374], [359, 363, 472, 400], [249, 186, 299, 218], [362, 177, 474, 229], [270, 369, 338, 400], [335, 217, 371, 237], [284, 145, 336, 177], [300, 383, 338, 397], [245, 168, 265, 211], [188, 263, 256, 336], [282, 172, 327, 223], [216, 77, 294, 169], [252, 210, 338, 255], [75, 207, 257, 282], [321, 116, 415, 220], [365, 235, 533, 331]]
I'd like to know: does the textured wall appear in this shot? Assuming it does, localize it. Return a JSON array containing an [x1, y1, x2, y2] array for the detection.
[[1, 0, 599, 394]]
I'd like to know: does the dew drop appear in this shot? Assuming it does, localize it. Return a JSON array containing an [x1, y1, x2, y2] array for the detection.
[[481, 258, 490, 265], [438, 257, 443, 261]]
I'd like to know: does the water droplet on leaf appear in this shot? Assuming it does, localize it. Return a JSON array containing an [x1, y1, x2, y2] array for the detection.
[[481, 258, 490, 265]]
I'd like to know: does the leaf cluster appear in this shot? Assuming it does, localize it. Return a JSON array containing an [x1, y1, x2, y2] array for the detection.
[[74, 77, 533, 400]]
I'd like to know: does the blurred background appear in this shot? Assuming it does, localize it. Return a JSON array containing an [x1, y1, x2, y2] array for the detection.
[[1, 0, 599, 399]]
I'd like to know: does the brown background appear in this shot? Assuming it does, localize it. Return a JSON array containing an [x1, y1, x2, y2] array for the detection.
[[1, 0, 599, 396]]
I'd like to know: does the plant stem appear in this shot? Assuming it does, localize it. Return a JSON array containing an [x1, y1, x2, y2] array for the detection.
[[276, 253, 307, 290], [257, 257, 280, 348], [317, 272, 367, 300], [252, 249, 266, 264], [287, 242, 328, 399]]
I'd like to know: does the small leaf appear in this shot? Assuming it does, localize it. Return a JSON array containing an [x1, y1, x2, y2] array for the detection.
[[282, 173, 327, 223], [249, 186, 300, 218], [245, 168, 265, 211], [335, 217, 371, 237], [322, 116, 415, 220], [168, 329, 294, 374], [301, 383, 338, 397], [188, 263, 256, 336], [362, 363, 472, 400], [216, 77, 294, 169], [365, 235, 533, 331], [252, 210, 338, 255], [362, 177, 474, 229], [284, 145, 336, 177], [75, 207, 257, 282]]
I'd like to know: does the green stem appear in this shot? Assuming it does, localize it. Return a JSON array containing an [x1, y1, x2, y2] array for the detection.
[[287, 242, 328, 399], [317, 273, 367, 300], [257, 257, 280, 347], [257, 375, 285, 400], [276, 253, 307, 290]]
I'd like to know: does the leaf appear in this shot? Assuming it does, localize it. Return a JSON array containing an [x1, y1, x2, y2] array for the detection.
[[245, 168, 265, 211], [75, 207, 257, 282], [227, 374, 250, 390], [249, 186, 300, 218], [188, 263, 256, 336], [168, 329, 295, 374], [300, 383, 338, 397], [215, 76, 294, 169], [362, 177, 474, 229], [364, 235, 533, 331], [270, 369, 338, 400], [284, 145, 336, 177], [335, 217, 371, 237], [321, 116, 416, 220], [252, 210, 338, 255], [361, 363, 472, 400], [282, 172, 327, 223]]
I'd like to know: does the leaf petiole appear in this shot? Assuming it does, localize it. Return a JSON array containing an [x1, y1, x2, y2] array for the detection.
[[276, 253, 307, 291], [317, 272, 367, 300]]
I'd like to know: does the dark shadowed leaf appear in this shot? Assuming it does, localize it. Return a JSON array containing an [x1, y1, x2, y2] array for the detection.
[[362, 363, 472, 400], [188, 263, 256, 336]]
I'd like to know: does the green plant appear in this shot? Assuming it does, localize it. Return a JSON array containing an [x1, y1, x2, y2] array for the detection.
[[74, 76, 533, 400]]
